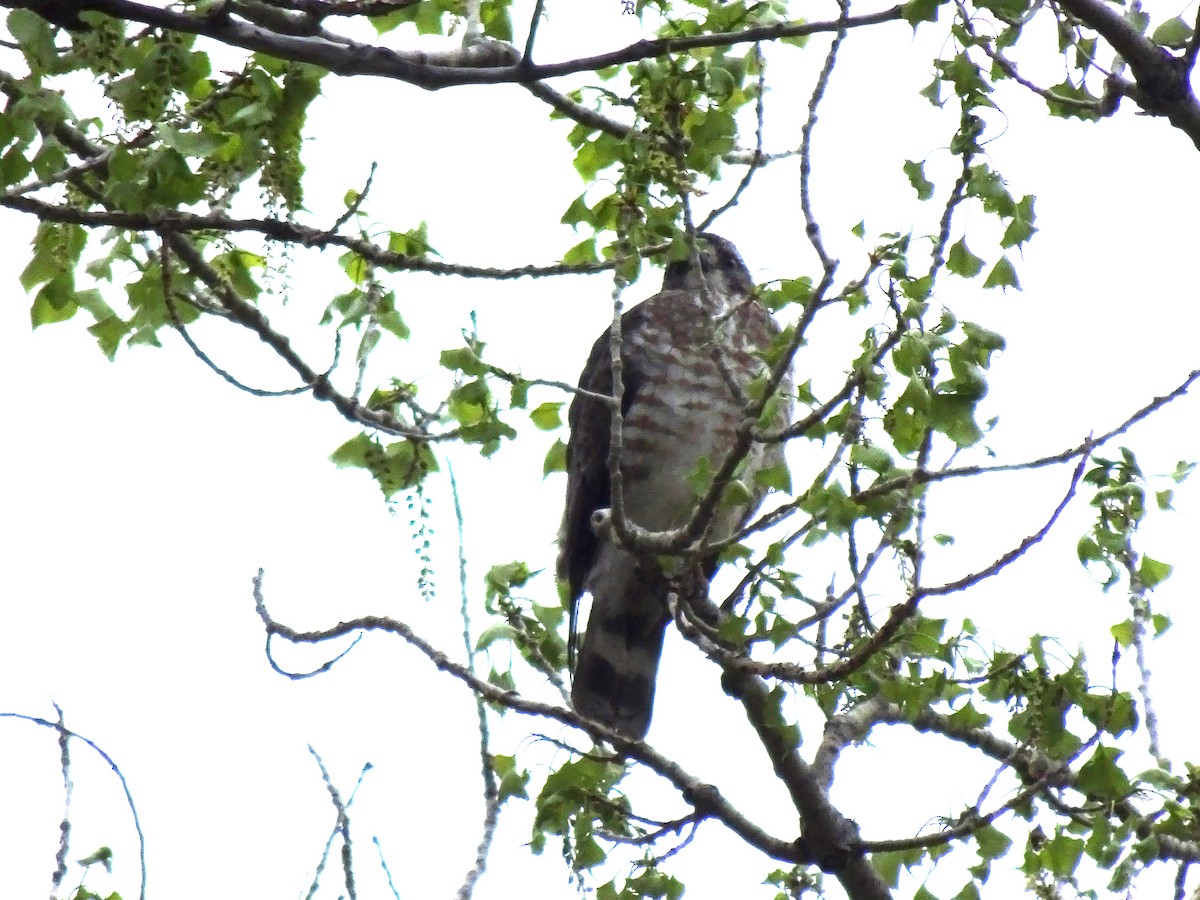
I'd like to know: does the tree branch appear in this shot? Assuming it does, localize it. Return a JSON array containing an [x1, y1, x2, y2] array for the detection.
[[250, 570, 805, 866], [884, 704, 1200, 863], [719, 647, 891, 899], [0, 194, 612, 280], [1052, 0, 1200, 148], [10, 0, 905, 90]]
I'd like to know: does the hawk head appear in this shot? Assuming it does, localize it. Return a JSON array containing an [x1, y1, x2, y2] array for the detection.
[[661, 233, 755, 298]]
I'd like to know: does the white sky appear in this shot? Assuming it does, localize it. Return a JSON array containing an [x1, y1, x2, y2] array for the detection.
[[2, 2, 1199, 899]]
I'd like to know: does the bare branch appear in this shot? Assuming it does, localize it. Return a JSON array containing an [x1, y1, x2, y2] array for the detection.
[[810, 698, 891, 791], [373, 837, 403, 900], [700, 43, 769, 232], [799, 0, 849, 280], [52, 705, 71, 900], [449, 464, 503, 900], [520, 0, 547, 65], [307, 749, 365, 900], [250, 570, 805, 865], [522, 80, 633, 139], [0, 713, 148, 900], [242, 0, 421, 17], [916, 449, 1090, 599], [161, 238, 332, 397]]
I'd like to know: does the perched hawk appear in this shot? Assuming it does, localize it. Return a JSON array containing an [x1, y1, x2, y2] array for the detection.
[[559, 234, 792, 739]]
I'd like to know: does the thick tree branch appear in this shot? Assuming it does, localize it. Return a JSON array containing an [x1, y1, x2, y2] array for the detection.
[[720, 668, 891, 900], [1052, 0, 1200, 148], [7, 0, 905, 90]]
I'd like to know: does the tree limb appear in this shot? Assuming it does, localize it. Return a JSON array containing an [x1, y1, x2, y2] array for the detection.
[[1052, 0, 1200, 148], [7, 0, 905, 90]]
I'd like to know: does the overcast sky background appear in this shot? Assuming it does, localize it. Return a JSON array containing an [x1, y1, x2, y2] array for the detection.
[[2, 1, 1199, 899]]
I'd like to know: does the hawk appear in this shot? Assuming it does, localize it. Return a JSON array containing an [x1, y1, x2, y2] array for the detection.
[[559, 233, 792, 739]]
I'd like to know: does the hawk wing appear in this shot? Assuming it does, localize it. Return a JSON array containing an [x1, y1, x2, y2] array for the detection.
[[559, 303, 649, 668]]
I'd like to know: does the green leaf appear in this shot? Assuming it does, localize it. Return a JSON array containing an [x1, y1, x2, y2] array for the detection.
[[480, 0, 513, 40], [30, 275, 79, 327], [329, 434, 437, 497], [211, 248, 264, 300], [388, 222, 435, 258], [947, 238, 985, 278], [1110, 619, 1134, 647], [1045, 80, 1102, 120], [378, 309, 410, 341], [476, 623, 519, 651], [159, 125, 229, 158], [330, 433, 374, 469], [22, 222, 86, 291], [77, 846, 114, 871], [1151, 15, 1193, 48], [440, 346, 488, 376], [1001, 195, 1037, 248], [543, 439, 567, 476], [415, 1, 447, 34], [974, 824, 1012, 860], [1045, 834, 1085, 878], [983, 256, 1021, 290], [1138, 555, 1172, 588], [687, 455, 714, 497], [1077, 746, 1133, 801], [1171, 460, 1196, 483], [530, 402, 563, 431], [723, 478, 755, 507], [903, 0, 943, 26], [872, 848, 925, 888], [563, 237, 598, 265], [919, 75, 944, 106], [490, 754, 530, 803], [850, 443, 894, 474], [87, 316, 133, 360], [903, 159, 935, 200], [485, 561, 533, 600], [753, 462, 792, 492]]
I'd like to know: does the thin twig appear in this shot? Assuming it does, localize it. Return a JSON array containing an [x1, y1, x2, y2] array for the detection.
[[798, 0, 849, 280], [51, 705, 72, 899], [373, 837, 403, 900], [449, 463, 502, 900], [0, 713, 147, 900]]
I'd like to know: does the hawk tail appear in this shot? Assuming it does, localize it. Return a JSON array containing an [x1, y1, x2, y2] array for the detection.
[[571, 595, 669, 740]]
